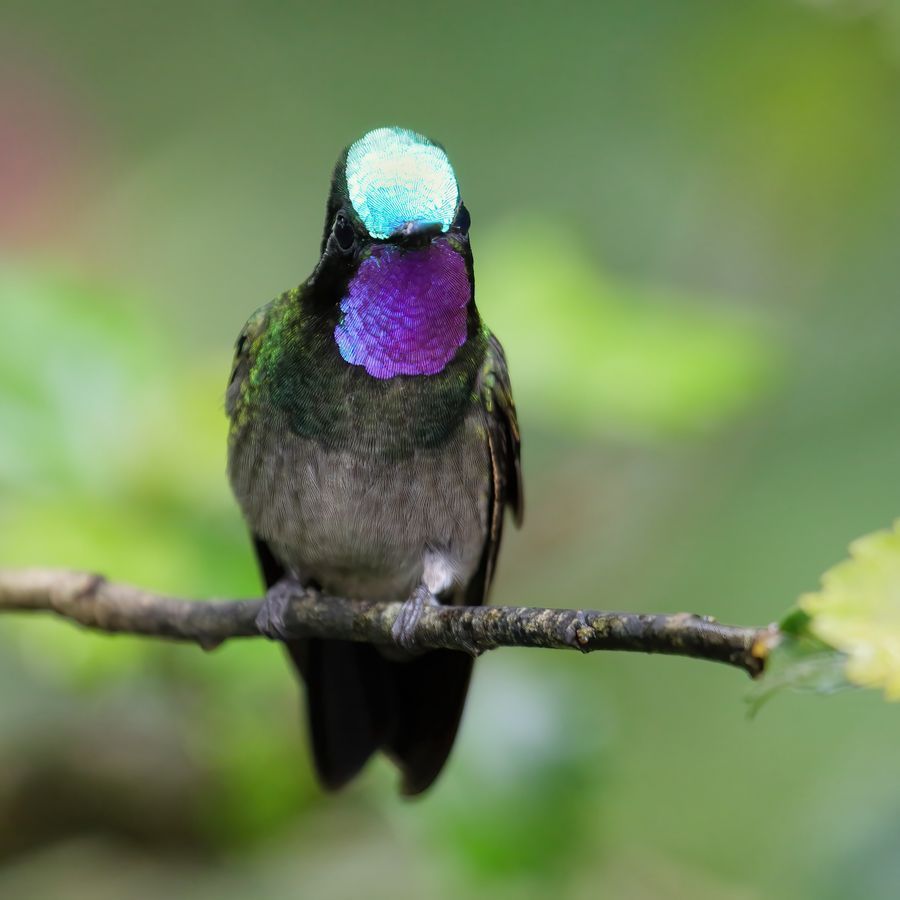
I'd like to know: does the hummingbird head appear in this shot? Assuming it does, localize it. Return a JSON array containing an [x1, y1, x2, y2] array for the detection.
[[314, 127, 475, 380], [319, 126, 470, 255]]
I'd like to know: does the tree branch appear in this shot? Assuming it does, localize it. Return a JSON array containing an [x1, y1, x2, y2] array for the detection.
[[0, 568, 774, 677]]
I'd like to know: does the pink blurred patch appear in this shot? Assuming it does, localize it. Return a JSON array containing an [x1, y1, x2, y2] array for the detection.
[[0, 49, 101, 249]]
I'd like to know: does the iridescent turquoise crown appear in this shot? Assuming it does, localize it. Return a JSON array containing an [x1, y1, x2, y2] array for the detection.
[[345, 127, 460, 240]]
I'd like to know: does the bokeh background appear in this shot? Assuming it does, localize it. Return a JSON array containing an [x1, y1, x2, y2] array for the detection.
[[2, 1, 900, 897]]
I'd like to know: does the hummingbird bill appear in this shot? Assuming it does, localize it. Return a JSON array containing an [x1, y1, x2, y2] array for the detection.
[[226, 127, 522, 794]]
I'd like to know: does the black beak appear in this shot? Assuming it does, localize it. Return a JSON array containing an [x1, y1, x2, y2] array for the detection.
[[391, 220, 445, 246]]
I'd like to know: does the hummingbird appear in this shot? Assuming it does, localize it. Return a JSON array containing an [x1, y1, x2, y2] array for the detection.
[[226, 126, 522, 795]]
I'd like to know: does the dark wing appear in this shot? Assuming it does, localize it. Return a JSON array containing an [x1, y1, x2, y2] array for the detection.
[[225, 303, 271, 420], [466, 330, 524, 606]]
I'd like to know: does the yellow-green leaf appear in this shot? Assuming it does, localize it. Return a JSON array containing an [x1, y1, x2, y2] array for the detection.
[[799, 521, 900, 699]]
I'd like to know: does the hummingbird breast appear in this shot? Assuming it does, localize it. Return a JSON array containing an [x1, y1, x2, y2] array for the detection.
[[227, 278, 492, 601], [228, 401, 491, 601]]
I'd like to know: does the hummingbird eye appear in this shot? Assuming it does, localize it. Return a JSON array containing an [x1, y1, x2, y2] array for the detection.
[[333, 213, 356, 252], [452, 203, 470, 235]]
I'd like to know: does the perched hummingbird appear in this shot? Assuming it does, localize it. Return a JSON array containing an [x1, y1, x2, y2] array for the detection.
[[226, 126, 522, 795]]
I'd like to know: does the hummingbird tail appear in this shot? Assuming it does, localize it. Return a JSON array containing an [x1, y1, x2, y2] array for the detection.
[[384, 647, 473, 796], [286, 638, 390, 791], [252, 537, 472, 793], [285, 639, 472, 795]]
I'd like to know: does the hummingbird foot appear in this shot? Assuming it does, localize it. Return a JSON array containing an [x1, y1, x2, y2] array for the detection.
[[391, 585, 439, 653], [256, 578, 308, 641]]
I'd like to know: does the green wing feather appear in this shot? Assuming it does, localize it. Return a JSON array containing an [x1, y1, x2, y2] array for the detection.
[[468, 329, 523, 604]]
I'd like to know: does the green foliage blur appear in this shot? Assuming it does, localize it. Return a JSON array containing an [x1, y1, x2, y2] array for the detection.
[[2, 1, 900, 897]]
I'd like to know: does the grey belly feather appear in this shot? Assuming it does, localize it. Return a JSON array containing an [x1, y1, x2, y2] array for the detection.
[[229, 410, 490, 603]]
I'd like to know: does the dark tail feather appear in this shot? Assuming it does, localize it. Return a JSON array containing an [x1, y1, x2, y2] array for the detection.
[[286, 639, 472, 794], [286, 638, 391, 791], [386, 649, 473, 795]]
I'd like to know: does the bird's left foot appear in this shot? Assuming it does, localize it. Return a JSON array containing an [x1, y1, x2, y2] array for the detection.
[[256, 578, 308, 641], [391, 585, 439, 653]]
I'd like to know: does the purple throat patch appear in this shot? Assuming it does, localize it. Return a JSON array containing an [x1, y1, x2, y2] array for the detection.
[[335, 240, 471, 379]]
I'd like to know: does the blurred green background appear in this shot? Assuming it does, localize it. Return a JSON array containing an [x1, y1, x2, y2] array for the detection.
[[2, 1, 900, 897]]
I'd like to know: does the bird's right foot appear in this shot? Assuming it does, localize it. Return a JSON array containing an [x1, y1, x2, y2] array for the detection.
[[256, 578, 307, 641], [391, 584, 439, 654]]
